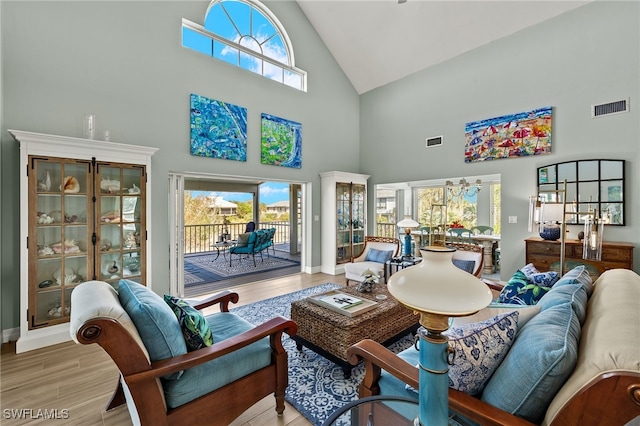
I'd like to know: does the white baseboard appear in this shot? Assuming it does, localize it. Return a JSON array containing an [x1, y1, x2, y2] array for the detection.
[[2, 327, 19, 344]]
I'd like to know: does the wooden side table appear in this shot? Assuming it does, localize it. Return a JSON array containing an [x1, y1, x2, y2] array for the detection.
[[525, 237, 634, 280]]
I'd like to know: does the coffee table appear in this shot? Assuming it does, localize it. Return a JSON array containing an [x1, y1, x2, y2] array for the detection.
[[290, 285, 419, 377]]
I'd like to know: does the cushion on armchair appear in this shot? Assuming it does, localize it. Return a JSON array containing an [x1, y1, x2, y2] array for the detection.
[[162, 312, 272, 409], [117, 280, 188, 379], [365, 248, 394, 263]]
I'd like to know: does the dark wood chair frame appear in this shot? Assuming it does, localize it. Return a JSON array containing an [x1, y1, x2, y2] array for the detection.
[[74, 290, 298, 426], [347, 339, 640, 426]]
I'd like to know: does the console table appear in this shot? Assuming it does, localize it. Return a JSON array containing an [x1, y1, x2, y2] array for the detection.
[[525, 237, 634, 280]]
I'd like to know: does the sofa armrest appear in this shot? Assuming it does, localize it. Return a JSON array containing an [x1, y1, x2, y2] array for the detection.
[[347, 339, 535, 426]]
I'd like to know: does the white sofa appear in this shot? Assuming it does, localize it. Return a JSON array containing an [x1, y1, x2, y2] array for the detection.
[[344, 236, 400, 285]]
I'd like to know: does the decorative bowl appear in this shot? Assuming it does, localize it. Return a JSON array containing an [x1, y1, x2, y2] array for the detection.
[[539, 225, 561, 240]]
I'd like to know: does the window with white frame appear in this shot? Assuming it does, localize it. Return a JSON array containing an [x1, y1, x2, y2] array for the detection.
[[182, 0, 307, 91]]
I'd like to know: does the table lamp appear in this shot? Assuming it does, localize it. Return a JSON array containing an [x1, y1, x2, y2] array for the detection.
[[387, 246, 492, 425], [397, 215, 420, 257]]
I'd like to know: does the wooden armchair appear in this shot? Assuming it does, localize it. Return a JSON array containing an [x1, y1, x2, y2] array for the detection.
[[70, 280, 297, 426]]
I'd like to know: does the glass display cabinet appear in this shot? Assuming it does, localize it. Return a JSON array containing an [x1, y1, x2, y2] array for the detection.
[[320, 171, 369, 275], [11, 130, 157, 353], [336, 181, 366, 264]]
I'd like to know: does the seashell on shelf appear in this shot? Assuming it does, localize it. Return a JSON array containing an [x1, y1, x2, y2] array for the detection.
[[51, 239, 81, 254], [48, 305, 70, 318], [37, 212, 54, 224], [48, 210, 63, 223], [38, 245, 55, 256], [53, 267, 76, 285], [101, 177, 120, 193], [127, 184, 141, 194], [61, 176, 80, 193], [38, 171, 51, 191]]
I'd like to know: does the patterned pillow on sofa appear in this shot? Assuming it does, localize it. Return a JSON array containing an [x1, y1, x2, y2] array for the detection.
[[405, 311, 519, 396], [497, 270, 552, 305]]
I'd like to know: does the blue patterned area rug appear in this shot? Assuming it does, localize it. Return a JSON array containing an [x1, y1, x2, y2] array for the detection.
[[230, 283, 415, 426], [184, 252, 300, 287]]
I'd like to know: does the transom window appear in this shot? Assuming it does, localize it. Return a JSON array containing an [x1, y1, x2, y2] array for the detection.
[[182, 0, 307, 91]]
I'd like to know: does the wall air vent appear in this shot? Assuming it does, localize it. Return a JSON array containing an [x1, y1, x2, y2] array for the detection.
[[425, 135, 443, 148], [592, 98, 629, 118]]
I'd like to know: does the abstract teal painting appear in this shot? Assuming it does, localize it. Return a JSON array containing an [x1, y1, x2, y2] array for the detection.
[[464, 106, 552, 163], [261, 113, 302, 169], [190, 93, 247, 161]]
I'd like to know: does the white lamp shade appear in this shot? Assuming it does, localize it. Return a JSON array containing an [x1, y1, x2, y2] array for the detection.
[[541, 203, 564, 223], [397, 216, 419, 228], [387, 247, 492, 317]]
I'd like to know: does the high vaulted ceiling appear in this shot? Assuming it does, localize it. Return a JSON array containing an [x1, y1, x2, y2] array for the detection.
[[296, 1, 591, 94]]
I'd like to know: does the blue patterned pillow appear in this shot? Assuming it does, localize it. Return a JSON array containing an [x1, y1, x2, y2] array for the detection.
[[365, 248, 394, 263], [519, 263, 539, 277], [452, 259, 476, 274], [408, 311, 519, 396], [497, 270, 551, 305], [164, 295, 213, 351], [528, 271, 559, 287]]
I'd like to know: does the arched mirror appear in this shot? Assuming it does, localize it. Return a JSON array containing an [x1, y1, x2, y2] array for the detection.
[[537, 159, 625, 225]]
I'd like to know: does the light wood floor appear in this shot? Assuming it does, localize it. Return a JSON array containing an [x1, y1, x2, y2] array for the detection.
[[0, 272, 341, 426]]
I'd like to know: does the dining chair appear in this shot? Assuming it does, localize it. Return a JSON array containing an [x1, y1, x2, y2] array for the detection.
[[470, 225, 493, 235]]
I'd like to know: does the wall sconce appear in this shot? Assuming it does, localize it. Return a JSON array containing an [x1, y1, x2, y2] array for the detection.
[[397, 215, 419, 257], [446, 178, 482, 201]]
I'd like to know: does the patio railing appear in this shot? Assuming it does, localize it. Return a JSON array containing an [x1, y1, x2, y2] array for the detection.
[[184, 221, 291, 255]]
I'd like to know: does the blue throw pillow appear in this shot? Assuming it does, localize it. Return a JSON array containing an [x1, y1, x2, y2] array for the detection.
[[537, 283, 588, 325], [452, 259, 475, 274], [117, 280, 187, 379], [497, 270, 551, 305], [365, 248, 393, 263], [481, 302, 581, 423], [164, 295, 214, 351], [554, 265, 593, 296]]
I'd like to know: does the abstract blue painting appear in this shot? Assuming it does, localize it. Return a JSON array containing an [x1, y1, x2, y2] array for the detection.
[[190, 93, 247, 161], [261, 113, 302, 169]]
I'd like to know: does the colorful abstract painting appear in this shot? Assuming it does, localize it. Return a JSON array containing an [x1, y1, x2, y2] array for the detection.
[[190, 93, 247, 161], [464, 106, 552, 163], [261, 113, 302, 169]]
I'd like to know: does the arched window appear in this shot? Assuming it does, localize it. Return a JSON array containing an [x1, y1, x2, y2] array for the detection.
[[182, 0, 307, 91]]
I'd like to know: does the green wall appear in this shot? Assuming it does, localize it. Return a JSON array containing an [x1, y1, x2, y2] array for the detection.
[[0, 0, 360, 334], [359, 1, 639, 278]]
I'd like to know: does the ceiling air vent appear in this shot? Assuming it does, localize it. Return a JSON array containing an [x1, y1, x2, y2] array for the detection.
[[425, 135, 443, 148], [592, 98, 629, 118]]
